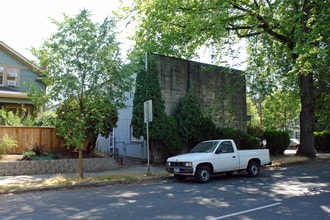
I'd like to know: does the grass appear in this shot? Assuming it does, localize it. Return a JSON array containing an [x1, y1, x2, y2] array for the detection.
[[270, 155, 311, 166], [0, 154, 326, 194], [0, 171, 170, 194]]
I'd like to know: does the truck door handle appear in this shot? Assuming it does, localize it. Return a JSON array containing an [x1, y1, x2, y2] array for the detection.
[[232, 156, 236, 158]]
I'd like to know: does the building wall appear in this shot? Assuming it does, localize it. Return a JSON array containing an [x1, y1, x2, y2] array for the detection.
[[97, 55, 247, 160], [0, 49, 44, 91], [155, 54, 247, 131]]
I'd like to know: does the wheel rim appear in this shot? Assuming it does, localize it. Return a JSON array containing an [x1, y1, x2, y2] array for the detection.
[[200, 169, 209, 181], [251, 165, 258, 175]]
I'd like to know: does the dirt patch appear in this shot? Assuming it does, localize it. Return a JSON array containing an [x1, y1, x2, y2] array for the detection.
[[0, 154, 24, 162], [0, 150, 108, 162]]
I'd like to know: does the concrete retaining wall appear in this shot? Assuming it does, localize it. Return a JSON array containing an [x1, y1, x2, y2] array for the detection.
[[0, 157, 118, 176]]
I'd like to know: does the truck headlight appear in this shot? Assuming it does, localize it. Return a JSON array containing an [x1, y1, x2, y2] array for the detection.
[[184, 162, 192, 167], [167, 161, 171, 166]]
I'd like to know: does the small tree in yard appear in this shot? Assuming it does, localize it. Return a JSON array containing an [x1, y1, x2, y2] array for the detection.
[[31, 9, 132, 178]]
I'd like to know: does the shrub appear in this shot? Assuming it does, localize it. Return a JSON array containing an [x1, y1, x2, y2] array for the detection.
[[216, 127, 261, 150], [264, 130, 290, 155], [197, 117, 217, 142], [0, 135, 17, 156], [314, 132, 330, 153], [163, 116, 184, 157], [34, 111, 57, 126], [247, 125, 264, 139]]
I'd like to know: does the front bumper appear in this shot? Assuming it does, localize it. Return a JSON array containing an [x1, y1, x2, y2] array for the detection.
[[165, 166, 194, 175]]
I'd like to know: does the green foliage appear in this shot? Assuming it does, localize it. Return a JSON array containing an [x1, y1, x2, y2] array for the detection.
[[130, 55, 170, 162], [56, 99, 85, 150], [31, 9, 132, 153], [0, 107, 36, 126], [174, 90, 204, 150], [162, 116, 184, 157], [314, 69, 330, 131], [216, 127, 260, 150], [24, 79, 48, 115], [247, 125, 264, 140], [35, 111, 57, 126], [198, 117, 217, 142], [122, 0, 330, 158], [262, 90, 300, 131], [246, 97, 261, 126], [0, 135, 17, 156], [263, 130, 290, 155], [314, 132, 330, 153]]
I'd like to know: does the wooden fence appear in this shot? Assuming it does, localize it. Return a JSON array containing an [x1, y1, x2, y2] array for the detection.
[[0, 126, 63, 153]]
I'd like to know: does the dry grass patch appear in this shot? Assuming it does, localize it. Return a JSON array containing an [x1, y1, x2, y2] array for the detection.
[[0, 171, 170, 194], [271, 155, 311, 166]]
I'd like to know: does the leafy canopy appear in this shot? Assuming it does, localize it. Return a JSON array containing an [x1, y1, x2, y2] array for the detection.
[[122, 0, 330, 158], [32, 9, 132, 151]]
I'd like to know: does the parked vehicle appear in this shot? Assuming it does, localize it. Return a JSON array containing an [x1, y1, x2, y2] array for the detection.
[[166, 139, 271, 183], [289, 138, 300, 148]]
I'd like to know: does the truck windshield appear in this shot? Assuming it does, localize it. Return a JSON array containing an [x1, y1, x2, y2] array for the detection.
[[190, 141, 220, 153]]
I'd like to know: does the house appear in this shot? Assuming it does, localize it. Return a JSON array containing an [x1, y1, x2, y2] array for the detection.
[[96, 54, 247, 163], [0, 41, 45, 118]]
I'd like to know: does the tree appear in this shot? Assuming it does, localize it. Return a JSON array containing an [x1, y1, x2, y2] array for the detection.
[[123, 0, 330, 158], [130, 54, 168, 163], [31, 9, 132, 177], [262, 90, 300, 131], [174, 90, 204, 151]]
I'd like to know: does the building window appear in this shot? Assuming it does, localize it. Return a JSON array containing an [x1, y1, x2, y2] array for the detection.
[[0, 65, 20, 87]]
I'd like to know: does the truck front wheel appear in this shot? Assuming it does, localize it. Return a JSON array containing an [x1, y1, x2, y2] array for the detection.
[[247, 161, 260, 177], [196, 166, 211, 183]]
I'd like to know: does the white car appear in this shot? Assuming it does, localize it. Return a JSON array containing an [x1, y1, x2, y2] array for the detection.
[[289, 138, 300, 148]]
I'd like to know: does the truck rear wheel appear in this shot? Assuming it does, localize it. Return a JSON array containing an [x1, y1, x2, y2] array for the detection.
[[196, 166, 211, 183], [247, 161, 260, 177]]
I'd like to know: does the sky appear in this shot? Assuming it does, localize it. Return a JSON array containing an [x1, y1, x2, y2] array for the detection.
[[0, 0, 122, 60], [0, 0, 246, 69]]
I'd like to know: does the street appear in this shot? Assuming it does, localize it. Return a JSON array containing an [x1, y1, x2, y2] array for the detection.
[[0, 161, 329, 220]]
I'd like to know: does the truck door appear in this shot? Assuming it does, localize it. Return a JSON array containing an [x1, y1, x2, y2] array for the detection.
[[213, 141, 239, 172]]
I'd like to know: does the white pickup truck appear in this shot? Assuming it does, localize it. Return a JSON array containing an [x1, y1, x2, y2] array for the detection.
[[165, 139, 271, 183]]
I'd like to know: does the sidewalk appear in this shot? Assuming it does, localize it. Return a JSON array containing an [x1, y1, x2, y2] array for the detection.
[[0, 164, 166, 186], [1, 151, 329, 188]]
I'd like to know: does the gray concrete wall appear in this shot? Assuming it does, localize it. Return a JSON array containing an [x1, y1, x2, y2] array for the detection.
[[155, 54, 247, 131]]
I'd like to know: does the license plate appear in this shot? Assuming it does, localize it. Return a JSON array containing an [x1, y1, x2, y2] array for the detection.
[[174, 168, 179, 173]]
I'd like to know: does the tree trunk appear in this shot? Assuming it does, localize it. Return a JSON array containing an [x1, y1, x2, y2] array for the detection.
[[296, 72, 316, 158], [86, 138, 97, 153], [78, 149, 84, 178]]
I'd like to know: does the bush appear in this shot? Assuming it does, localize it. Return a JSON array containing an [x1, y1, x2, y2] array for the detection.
[[264, 130, 290, 155], [247, 125, 264, 139], [0, 135, 17, 156], [34, 111, 57, 126], [197, 117, 217, 141], [216, 127, 261, 150], [314, 132, 330, 153], [163, 116, 184, 157]]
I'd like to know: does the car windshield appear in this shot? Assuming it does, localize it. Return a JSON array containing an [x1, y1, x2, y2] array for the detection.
[[190, 141, 220, 153]]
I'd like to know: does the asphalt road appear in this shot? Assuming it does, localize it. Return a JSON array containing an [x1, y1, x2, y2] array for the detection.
[[0, 161, 329, 220]]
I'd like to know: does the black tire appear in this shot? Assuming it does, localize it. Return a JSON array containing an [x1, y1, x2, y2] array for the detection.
[[247, 161, 260, 177], [174, 174, 186, 181], [196, 166, 211, 183]]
